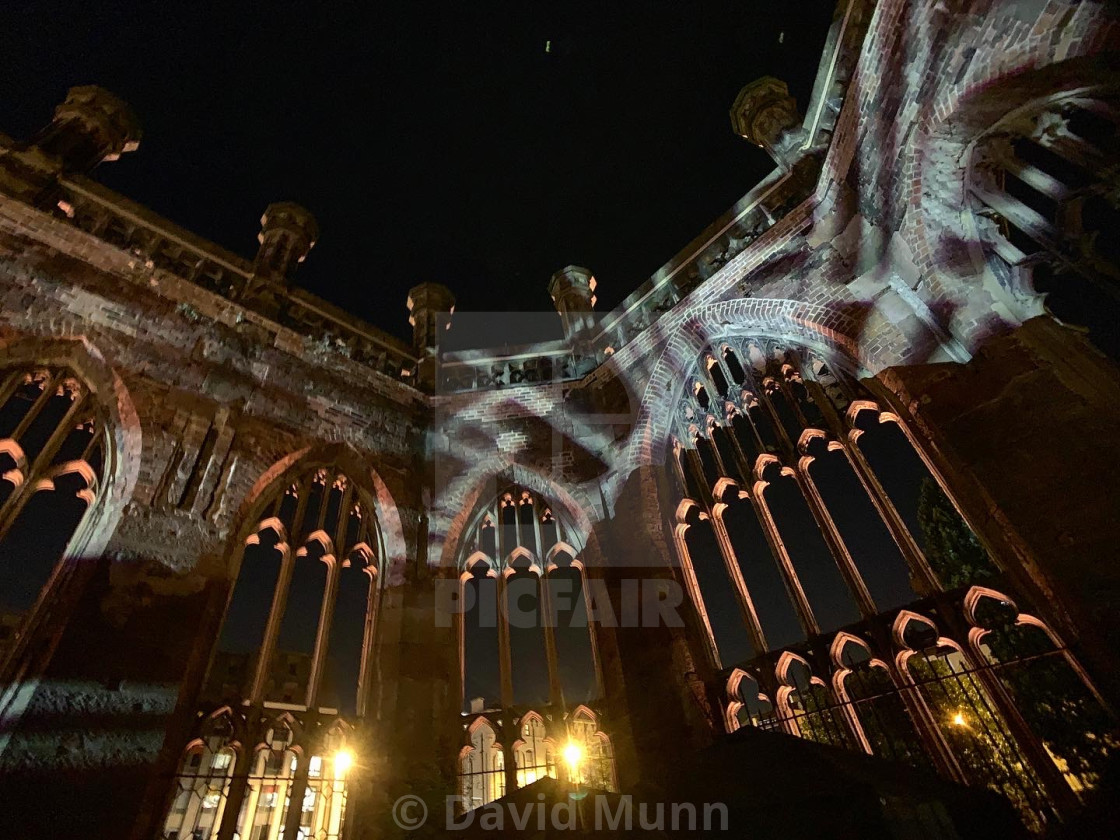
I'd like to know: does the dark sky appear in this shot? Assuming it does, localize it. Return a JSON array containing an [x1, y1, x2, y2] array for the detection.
[[2, 1, 836, 342]]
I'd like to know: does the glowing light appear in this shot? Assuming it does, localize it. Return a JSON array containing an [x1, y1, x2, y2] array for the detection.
[[334, 749, 354, 777], [951, 712, 968, 728], [563, 742, 583, 773]]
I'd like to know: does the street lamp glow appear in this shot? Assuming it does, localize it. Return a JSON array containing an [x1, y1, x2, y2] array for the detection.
[[334, 749, 354, 777], [951, 712, 967, 728], [563, 741, 583, 773]]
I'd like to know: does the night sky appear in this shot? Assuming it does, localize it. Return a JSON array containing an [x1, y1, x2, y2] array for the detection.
[[2, 1, 836, 342]]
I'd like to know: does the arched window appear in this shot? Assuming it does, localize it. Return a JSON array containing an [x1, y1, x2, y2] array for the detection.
[[203, 468, 383, 715], [896, 614, 1051, 831], [568, 706, 616, 792], [775, 653, 855, 750], [965, 588, 1119, 797], [849, 406, 997, 590], [160, 711, 236, 840], [239, 720, 300, 840], [458, 718, 505, 810], [830, 635, 928, 768], [968, 95, 1120, 359], [458, 483, 600, 712], [456, 480, 612, 804], [668, 341, 927, 664], [0, 365, 105, 661], [297, 723, 352, 840], [514, 712, 555, 787], [724, 669, 777, 734]]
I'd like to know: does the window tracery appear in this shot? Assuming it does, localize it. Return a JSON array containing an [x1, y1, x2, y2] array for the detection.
[[162, 464, 381, 838], [0, 365, 105, 663], [160, 711, 237, 840], [456, 482, 613, 808], [969, 95, 1120, 358], [203, 468, 382, 715], [670, 339, 1114, 826]]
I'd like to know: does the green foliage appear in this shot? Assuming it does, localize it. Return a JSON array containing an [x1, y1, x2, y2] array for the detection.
[[915, 478, 997, 588]]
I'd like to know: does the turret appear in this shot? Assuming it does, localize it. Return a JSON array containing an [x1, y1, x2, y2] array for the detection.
[[548, 265, 598, 343], [407, 282, 456, 390], [30, 86, 142, 173], [252, 202, 319, 285], [730, 77, 805, 171], [0, 86, 141, 206]]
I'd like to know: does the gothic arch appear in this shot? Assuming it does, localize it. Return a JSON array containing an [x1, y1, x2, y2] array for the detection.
[[226, 442, 405, 586], [622, 305, 867, 479], [437, 461, 594, 573], [0, 335, 141, 562]]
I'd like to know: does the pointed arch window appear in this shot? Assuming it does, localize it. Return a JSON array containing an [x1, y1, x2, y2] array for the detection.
[[775, 653, 855, 750], [298, 723, 353, 840], [896, 614, 1051, 830], [724, 669, 777, 734], [458, 483, 600, 713], [458, 718, 505, 810], [965, 588, 1119, 797], [514, 712, 556, 787], [568, 706, 616, 791], [238, 720, 300, 840], [830, 635, 929, 768], [160, 712, 237, 840], [0, 365, 106, 662], [203, 468, 382, 715]]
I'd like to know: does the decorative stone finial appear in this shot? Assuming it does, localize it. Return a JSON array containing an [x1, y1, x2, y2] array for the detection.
[[408, 282, 456, 390], [730, 77, 804, 171], [253, 202, 319, 283], [407, 282, 456, 352], [33, 86, 142, 172], [548, 265, 597, 342]]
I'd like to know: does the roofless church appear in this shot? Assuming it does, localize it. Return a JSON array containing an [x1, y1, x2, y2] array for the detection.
[[1, 1, 1119, 836]]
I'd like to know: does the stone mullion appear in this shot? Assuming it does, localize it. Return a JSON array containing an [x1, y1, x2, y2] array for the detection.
[[0, 369, 28, 420], [6, 369, 59, 446], [497, 575, 515, 711], [703, 424, 733, 483], [793, 446, 877, 619], [306, 558, 340, 710], [683, 446, 714, 507], [281, 748, 313, 840], [307, 482, 355, 710], [758, 379, 799, 461], [1036, 124, 1106, 173], [841, 417, 939, 596], [723, 417, 760, 482], [354, 568, 379, 719], [995, 148, 1072, 202], [214, 744, 254, 840], [25, 389, 88, 480], [538, 572, 564, 707], [575, 563, 606, 702], [669, 521, 723, 668], [750, 468, 819, 638], [708, 504, 768, 655], [831, 669, 874, 756], [0, 390, 88, 544]]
